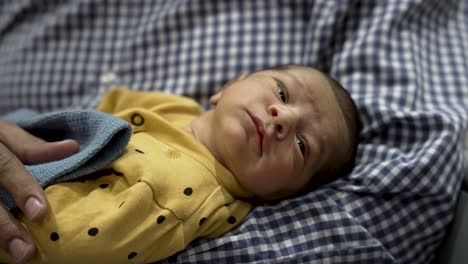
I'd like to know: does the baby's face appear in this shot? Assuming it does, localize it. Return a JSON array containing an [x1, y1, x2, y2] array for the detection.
[[210, 66, 348, 200]]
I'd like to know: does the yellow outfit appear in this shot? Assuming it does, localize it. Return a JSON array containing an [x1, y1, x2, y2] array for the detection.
[[0, 88, 253, 264]]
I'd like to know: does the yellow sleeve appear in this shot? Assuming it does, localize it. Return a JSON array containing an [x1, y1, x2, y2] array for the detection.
[[97, 87, 204, 128]]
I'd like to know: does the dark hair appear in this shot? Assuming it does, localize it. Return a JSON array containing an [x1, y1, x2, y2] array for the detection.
[[312, 73, 362, 188]]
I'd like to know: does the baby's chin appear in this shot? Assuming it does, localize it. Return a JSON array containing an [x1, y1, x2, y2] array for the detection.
[[253, 188, 298, 203]]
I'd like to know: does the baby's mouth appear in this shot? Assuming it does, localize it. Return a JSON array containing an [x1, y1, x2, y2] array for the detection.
[[249, 112, 264, 156]]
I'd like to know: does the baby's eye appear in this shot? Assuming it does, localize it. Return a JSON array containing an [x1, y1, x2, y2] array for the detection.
[[296, 135, 306, 156], [277, 81, 288, 103]]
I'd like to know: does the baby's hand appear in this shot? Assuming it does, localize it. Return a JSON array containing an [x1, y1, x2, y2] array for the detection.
[[0, 120, 78, 263]]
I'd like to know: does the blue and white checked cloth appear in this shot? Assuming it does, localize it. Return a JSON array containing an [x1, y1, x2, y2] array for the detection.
[[0, 109, 132, 210], [1, 1, 467, 263]]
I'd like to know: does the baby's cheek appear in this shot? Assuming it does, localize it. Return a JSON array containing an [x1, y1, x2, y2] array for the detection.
[[265, 163, 293, 182], [272, 154, 296, 174]]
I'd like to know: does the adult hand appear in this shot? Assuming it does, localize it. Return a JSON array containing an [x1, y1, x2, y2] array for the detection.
[[0, 120, 79, 263]]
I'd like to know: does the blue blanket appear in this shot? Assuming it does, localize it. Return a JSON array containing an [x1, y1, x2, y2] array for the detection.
[[0, 110, 132, 209]]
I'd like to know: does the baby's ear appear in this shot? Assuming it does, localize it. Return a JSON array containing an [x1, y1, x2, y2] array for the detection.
[[209, 73, 248, 105], [209, 90, 223, 105]]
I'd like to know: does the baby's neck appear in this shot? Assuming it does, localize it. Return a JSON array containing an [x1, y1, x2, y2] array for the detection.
[[181, 123, 197, 139], [183, 110, 225, 166]]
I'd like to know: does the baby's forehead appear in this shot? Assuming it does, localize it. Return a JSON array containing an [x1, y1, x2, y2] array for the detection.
[[261, 66, 329, 87], [268, 66, 331, 92], [263, 64, 321, 75]]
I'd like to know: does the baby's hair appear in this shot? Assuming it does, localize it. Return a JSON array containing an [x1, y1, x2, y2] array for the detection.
[[318, 73, 362, 185]]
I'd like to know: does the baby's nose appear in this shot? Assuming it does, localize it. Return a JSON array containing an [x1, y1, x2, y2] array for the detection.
[[268, 105, 297, 139]]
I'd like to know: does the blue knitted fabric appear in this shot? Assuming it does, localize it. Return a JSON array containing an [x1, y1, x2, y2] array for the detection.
[[0, 109, 132, 209]]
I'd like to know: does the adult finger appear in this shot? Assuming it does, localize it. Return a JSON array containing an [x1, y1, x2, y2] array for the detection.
[[0, 142, 48, 222], [0, 121, 79, 264], [0, 204, 36, 264], [0, 120, 78, 222], [0, 121, 78, 263], [0, 120, 80, 165]]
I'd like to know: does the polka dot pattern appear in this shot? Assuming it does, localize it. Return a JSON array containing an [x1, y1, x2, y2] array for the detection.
[[128, 252, 138, 259], [199, 217, 206, 225], [25, 113, 254, 263], [50, 232, 59, 241], [184, 187, 193, 196], [228, 216, 237, 224], [88, 227, 99, 236], [157, 215, 166, 224]]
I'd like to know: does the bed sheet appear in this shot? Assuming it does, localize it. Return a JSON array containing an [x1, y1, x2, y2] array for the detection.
[[1, 1, 467, 263]]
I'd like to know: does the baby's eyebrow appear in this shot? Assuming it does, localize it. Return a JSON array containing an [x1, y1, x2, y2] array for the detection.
[[287, 71, 306, 91], [276, 71, 312, 98]]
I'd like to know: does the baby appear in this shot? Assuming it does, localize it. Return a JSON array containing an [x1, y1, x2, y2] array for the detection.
[[0, 64, 361, 264]]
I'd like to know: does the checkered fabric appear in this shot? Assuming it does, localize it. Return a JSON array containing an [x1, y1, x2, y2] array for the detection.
[[1, 0, 467, 263]]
